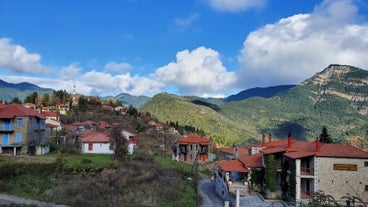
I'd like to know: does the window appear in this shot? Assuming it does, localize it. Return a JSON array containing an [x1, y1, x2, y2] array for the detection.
[[364, 161, 368, 167], [4, 121, 11, 131], [109, 143, 114, 150], [88, 143, 93, 151], [16, 134, 22, 143], [2, 134, 9, 146], [17, 118, 23, 128], [365, 185, 368, 192]]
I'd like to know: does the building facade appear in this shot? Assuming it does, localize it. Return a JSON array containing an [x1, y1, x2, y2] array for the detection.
[[0, 104, 48, 155], [175, 135, 210, 163]]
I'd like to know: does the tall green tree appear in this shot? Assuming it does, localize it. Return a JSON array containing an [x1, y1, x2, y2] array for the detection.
[[265, 154, 277, 192], [24, 92, 38, 104], [320, 126, 333, 143], [10, 97, 22, 104]]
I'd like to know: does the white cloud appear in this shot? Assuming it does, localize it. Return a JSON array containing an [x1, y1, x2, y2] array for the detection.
[[104, 61, 132, 74], [81, 70, 163, 96], [174, 13, 199, 32], [60, 64, 82, 81], [237, 0, 368, 88], [0, 38, 49, 74], [155, 46, 236, 97], [207, 0, 266, 12]]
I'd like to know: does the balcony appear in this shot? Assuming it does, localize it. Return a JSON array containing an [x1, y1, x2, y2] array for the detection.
[[300, 167, 314, 176], [0, 126, 14, 132]]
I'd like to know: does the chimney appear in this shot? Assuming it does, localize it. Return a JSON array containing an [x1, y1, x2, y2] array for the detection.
[[288, 132, 293, 148], [316, 138, 321, 152], [262, 133, 265, 146], [268, 133, 272, 143]]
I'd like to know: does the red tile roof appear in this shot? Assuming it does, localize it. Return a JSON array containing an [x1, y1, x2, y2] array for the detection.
[[0, 104, 45, 119], [220, 147, 249, 157], [80, 131, 110, 143], [177, 135, 210, 145], [217, 159, 250, 173], [285, 142, 368, 159], [238, 153, 263, 168]]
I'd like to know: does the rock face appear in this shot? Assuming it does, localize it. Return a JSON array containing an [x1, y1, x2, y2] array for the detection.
[[301, 64, 368, 114]]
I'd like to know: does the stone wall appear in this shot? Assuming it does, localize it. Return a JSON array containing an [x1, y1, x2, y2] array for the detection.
[[316, 157, 368, 202]]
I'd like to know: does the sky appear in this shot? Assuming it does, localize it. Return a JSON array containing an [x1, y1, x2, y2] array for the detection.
[[0, 0, 368, 98]]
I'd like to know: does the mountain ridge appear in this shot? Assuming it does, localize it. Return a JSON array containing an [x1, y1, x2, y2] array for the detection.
[[141, 64, 368, 145]]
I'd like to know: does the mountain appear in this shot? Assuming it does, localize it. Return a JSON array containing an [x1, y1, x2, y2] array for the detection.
[[225, 85, 295, 102], [114, 93, 151, 108], [141, 65, 368, 145], [0, 79, 54, 102]]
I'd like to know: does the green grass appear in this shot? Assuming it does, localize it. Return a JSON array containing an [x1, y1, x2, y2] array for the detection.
[[49, 153, 116, 169], [155, 156, 193, 173]]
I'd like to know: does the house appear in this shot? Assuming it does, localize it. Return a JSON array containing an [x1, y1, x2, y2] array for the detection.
[[56, 103, 69, 115], [121, 129, 137, 155], [0, 104, 49, 155], [97, 121, 110, 129], [214, 133, 368, 205], [80, 131, 113, 154], [220, 145, 251, 160], [174, 135, 211, 163]]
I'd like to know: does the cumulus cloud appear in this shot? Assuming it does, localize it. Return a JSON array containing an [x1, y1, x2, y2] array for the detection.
[[207, 0, 266, 12], [237, 0, 368, 88], [104, 61, 132, 74], [60, 64, 82, 81], [174, 13, 199, 32], [0, 38, 49, 74], [81, 70, 163, 96], [155, 46, 236, 97]]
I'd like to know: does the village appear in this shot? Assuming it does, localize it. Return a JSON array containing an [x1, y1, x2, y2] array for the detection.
[[0, 94, 368, 207]]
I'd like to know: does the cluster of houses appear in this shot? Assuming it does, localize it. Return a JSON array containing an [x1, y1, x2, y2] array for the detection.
[[1, 103, 368, 205], [170, 133, 368, 205], [0, 103, 135, 156]]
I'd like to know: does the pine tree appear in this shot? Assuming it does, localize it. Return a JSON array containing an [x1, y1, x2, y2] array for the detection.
[[320, 126, 333, 143]]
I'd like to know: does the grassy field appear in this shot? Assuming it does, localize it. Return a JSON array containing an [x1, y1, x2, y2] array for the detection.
[[0, 153, 199, 206]]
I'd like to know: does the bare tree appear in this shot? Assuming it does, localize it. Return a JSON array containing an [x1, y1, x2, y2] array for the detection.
[[110, 125, 128, 162]]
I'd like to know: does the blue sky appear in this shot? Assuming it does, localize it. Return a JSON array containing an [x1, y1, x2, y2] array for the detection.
[[0, 0, 367, 97]]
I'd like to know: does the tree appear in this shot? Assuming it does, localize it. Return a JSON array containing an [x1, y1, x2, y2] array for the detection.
[[320, 126, 333, 143], [24, 92, 38, 104], [110, 125, 128, 162], [265, 154, 277, 192], [10, 97, 22, 104]]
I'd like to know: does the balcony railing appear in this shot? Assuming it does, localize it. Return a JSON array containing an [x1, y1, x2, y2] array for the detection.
[[300, 167, 314, 176]]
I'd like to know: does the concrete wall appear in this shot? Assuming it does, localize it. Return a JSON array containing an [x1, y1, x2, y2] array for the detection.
[[316, 157, 368, 202], [81, 143, 114, 154]]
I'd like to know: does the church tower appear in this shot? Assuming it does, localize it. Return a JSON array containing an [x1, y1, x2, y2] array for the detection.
[[72, 84, 78, 107]]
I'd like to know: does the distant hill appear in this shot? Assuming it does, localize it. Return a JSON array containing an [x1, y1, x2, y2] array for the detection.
[[113, 93, 151, 108], [141, 65, 368, 145], [225, 85, 295, 102], [0, 79, 54, 102]]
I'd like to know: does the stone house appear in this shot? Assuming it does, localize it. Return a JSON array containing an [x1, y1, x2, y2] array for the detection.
[[214, 133, 368, 205], [0, 104, 49, 155], [175, 135, 210, 163]]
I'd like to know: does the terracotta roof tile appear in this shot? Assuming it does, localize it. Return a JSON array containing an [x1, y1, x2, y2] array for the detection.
[[177, 135, 210, 145], [217, 159, 250, 173], [0, 104, 45, 119], [80, 131, 110, 143], [238, 153, 263, 168], [220, 147, 249, 157]]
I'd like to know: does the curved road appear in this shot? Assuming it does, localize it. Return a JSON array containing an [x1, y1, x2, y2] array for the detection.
[[199, 177, 224, 207]]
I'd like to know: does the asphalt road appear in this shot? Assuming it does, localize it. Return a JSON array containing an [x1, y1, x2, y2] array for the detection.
[[199, 177, 225, 207]]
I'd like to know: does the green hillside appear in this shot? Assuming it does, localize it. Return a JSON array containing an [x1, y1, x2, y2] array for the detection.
[[141, 65, 368, 145]]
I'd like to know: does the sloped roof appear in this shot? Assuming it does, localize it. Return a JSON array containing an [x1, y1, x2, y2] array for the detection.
[[177, 135, 210, 145], [220, 147, 249, 157], [261, 139, 311, 154], [285, 142, 368, 159], [80, 131, 110, 143], [217, 159, 250, 173], [0, 104, 45, 119], [238, 153, 263, 168]]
